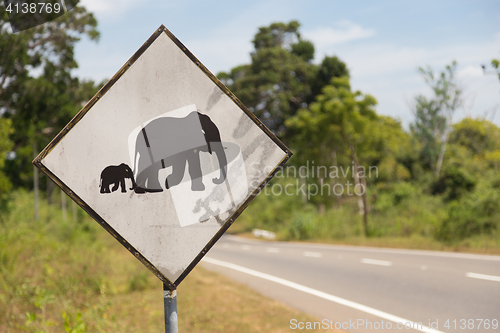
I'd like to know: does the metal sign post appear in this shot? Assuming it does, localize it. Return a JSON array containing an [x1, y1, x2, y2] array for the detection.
[[164, 285, 178, 333], [33, 24, 291, 331]]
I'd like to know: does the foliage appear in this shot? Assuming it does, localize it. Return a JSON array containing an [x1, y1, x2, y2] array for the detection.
[[285, 75, 414, 235], [236, 177, 303, 231], [492, 58, 500, 81], [286, 77, 413, 179], [0, 4, 98, 110], [2, 15, 500, 309], [0, 117, 13, 203], [218, 21, 348, 138], [431, 165, 475, 201], [410, 61, 463, 176], [448, 118, 500, 155], [286, 77, 377, 164], [0, 190, 323, 332], [436, 184, 500, 241], [237, 180, 452, 242], [0, 190, 107, 332], [284, 211, 317, 240], [310, 56, 349, 99], [0, 4, 100, 189]]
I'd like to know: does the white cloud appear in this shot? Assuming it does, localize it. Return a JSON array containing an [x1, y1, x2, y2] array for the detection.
[[328, 32, 500, 128], [79, 0, 147, 17], [457, 65, 484, 79], [303, 20, 375, 49]]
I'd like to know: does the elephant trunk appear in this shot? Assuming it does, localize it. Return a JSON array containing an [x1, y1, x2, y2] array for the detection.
[[211, 142, 227, 184], [124, 166, 137, 191], [129, 174, 137, 190]]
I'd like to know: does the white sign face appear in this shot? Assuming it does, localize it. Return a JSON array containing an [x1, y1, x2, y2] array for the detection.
[[35, 25, 291, 288]]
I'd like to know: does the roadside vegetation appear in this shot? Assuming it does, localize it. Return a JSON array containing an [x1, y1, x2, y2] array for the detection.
[[0, 190, 335, 332], [1, 5, 499, 332], [220, 23, 500, 253]]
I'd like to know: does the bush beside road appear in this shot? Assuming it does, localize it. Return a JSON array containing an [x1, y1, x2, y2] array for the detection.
[[0, 190, 338, 332]]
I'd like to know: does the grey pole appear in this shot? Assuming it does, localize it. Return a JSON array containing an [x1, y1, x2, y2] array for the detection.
[[163, 284, 178, 333]]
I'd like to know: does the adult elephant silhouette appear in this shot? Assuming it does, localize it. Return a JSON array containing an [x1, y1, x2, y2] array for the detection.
[[132, 111, 227, 193]]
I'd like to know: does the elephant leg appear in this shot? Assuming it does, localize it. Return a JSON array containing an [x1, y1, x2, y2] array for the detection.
[[187, 150, 204, 191], [135, 170, 147, 192], [101, 181, 111, 193], [135, 162, 163, 193], [145, 164, 162, 191], [166, 156, 187, 189], [120, 178, 126, 193], [111, 181, 119, 192]]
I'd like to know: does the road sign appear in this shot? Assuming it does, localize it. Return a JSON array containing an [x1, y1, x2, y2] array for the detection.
[[33, 25, 292, 290]]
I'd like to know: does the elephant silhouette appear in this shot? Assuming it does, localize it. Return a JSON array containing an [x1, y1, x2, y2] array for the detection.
[[100, 163, 136, 193], [133, 111, 227, 193]]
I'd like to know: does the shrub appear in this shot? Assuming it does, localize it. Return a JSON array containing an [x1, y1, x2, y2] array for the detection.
[[431, 165, 475, 201], [436, 188, 500, 241], [285, 211, 317, 240]]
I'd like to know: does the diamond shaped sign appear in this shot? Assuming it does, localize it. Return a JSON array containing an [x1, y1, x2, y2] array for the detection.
[[33, 25, 292, 290]]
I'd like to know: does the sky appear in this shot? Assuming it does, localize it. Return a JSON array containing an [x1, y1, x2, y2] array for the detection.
[[74, 0, 500, 129]]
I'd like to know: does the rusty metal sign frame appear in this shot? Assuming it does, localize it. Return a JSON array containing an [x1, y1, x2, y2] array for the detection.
[[33, 24, 292, 291]]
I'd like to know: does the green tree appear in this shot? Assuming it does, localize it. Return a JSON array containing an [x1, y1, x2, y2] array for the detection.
[[448, 118, 500, 156], [310, 55, 349, 100], [410, 61, 463, 178], [0, 5, 100, 189], [218, 21, 348, 139], [492, 59, 499, 81], [0, 118, 13, 204], [286, 77, 388, 235], [0, 5, 99, 109], [441, 118, 500, 182]]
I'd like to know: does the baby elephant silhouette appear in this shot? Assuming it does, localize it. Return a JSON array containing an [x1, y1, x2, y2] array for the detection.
[[100, 163, 136, 194]]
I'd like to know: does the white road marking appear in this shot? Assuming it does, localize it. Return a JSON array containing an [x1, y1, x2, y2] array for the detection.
[[466, 272, 500, 282], [304, 251, 322, 258], [221, 235, 500, 261], [266, 247, 280, 253], [241, 245, 251, 250], [203, 257, 443, 333], [361, 258, 393, 266]]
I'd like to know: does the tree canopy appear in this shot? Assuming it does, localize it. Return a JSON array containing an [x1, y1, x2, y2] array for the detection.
[[218, 21, 348, 139], [0, 5, 100, 188], [410, 61, 462, 177], [1, 16, 499, 245]]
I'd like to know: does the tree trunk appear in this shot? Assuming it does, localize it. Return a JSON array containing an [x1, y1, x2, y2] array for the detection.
[[300, 172, 307, 206], [33, 140, 39, 220], [47, 177, 54, 205], [61, 189, 67, 221], [350, 152, 364, 215], [72, 201, 77, 221], [318, 177, 325, 215], [435, 130, 449, 178], [330, 150, 339, 206], [350, 144, 368, 237]]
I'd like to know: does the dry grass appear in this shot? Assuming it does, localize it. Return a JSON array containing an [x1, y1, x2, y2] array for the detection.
[[1, 190, 340, 332], [83, 242, 338, 333]]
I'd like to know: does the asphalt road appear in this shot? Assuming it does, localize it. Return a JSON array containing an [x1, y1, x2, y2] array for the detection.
[[201, 235, 500, 333]]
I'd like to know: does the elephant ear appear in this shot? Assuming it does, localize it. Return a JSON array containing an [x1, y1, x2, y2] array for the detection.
[[201, 130, 212, 154], [198, 112, 222, 155]]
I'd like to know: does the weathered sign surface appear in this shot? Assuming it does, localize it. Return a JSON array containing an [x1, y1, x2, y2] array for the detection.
[[34, 25, 292, 290]]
